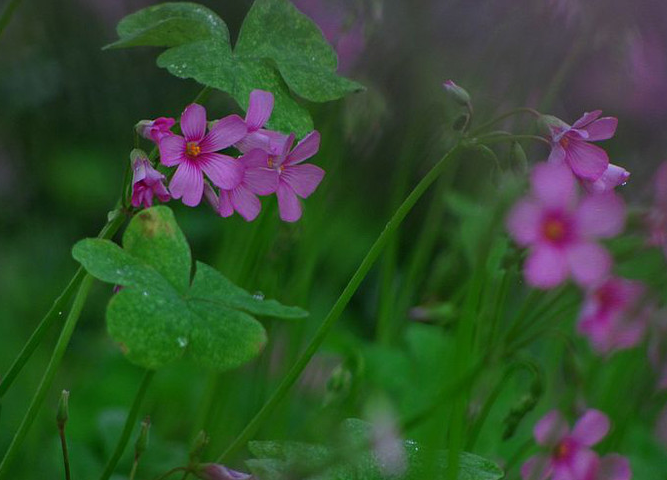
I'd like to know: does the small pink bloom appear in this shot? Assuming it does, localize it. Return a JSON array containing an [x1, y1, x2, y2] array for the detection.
[[136, 117, 176, 144], [217, 149, 278, 222], [577, 277, 647, 355], [194, 464, 253, 480], [546, 111, 618, 182], [442, 79, 471, 106], [521, 409, 610, 480], [271, 131, 325, 222], [130, 150, 170, 209], [235, 90, 287, 155], [507, 162, 625, 289], [159, 104, 247, 207], [582, 164, 630, 194]]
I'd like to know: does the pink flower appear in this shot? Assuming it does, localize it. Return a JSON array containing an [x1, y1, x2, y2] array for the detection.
[[546, 111, 618, 181], [577, 277, 647, 354], [582, 164, 630, 194], [216, 149, 278, 222], [235, 90, 288, 156], [521, 409, 610, 480], [272, 131, 325, 222], [136, 117, 175, 144], [507, 162, 625, 289], [584, 454, 632, 480], [130, 150, 170, 208], [159, 104, 247, 207]]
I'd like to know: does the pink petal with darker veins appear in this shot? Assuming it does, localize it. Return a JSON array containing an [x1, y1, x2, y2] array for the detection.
[[181, 104, 207, 142], [548, 143, 567, 164], [525, 245, 569, 289], [244, 167, 278, 195], [198, 153, 244, 190], [217, 190, 234, 217], [507, 199, 542, 246], [584, 164, 630, 193], [281, 164, 325, 198], [240, 149, 269, 169], [572, 110, 603, 129], [567, 242, 611, 287], [276, 182, 302, 222], [565, 140, 609, 181], [236, 131, 273, 154], [200, 114, 247, 153], [159, 135, 187, 166], [245, 90, 274, 131], [575, 192, 625, 238], [534, 411, 569, 446], [170, 161, 204, 207], [287, 131, 321, 165], [531, 162, 576, 208], [231, 185, 262, 221], [583, 117, 618, 141], [571, 410, 610, 446]]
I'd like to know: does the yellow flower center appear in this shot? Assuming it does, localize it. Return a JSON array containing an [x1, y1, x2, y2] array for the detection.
[[559, 136, 570, 148], [186, 142, 201, 157], [544, 219, 566, 242]]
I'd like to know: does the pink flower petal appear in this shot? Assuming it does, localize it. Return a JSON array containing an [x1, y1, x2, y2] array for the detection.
[[245, 90, 274, 131], [199, 114, 247, 153], [521, 455, 553, 480], [525, 245, 569, 289], [571, 409, 610, 446], [217, 190, 234, 217], [572, 110, 603, 129], [244, 167, 278, 195], [567, 449, 599, 480], [567, 243, 611, 287], [565, 140, 609, 181], [236, 131, 272, 154], [231, 185, 262, 221], [534, 410, 569, 446], [597, 455, 631, 480], [159, 135, 187, 167], [281, 164, 325, 198], [548, 144, 567, 165], [583, 117, 618, 141], [531, 162, 576, 208], [240, 149, 269, 169], [181, 104, 207, 142], [198, 153, 244, 190], [287, 131, 321, 165], [170, 161, 204, 207], [276, 182, 302, 222], [583, 164, 630, 193], [203, 183, 219, 210], [507, 199, 542, 246], [575, 192, 625, 238]]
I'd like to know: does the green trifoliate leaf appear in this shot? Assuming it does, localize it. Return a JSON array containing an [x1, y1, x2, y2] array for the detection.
[[72, 206, 306, 371]]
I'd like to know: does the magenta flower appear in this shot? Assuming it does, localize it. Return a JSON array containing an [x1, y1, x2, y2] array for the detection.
[[521, 409, 610, 480], [136, 117, 175, 144], [546, 111, 618, 181], [235, 90, 288, 156], [159, 104, 247, 207], [272, 131, 325, 222], [577, 277, 647, 354], [130, 150, 170, 209], [582, 163, 630, 194], [217, 149, 278, 222], [584, 454, 632, 480], [507, 162, 625, 289]]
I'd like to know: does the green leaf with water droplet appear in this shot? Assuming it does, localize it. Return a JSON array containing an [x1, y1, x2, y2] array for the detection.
[[72, 206, 307, 371]]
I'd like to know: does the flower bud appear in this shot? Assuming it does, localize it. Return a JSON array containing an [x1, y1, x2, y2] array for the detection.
[[442, 80, 471, 107], [135, 117, 176, 144], [194, 464, 253, 480], [57, 390, 69, 429]]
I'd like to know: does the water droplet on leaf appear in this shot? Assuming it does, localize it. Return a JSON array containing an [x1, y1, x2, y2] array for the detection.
[[177, 337, 188, 348], [252, 291, 265, 300]]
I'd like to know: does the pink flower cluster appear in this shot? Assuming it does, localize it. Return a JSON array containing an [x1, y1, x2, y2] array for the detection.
[[131, 90, 325, 222], [522, 409, 630, 480]]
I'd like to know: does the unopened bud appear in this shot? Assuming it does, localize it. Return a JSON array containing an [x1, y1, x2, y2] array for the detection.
[[57, 390, 70, 428], [194, 464, 253, 480], [509, 142, 528, 174], [135, 416, 151, 459], [442, 80, 471, 107], [130, 148, 149, 165]]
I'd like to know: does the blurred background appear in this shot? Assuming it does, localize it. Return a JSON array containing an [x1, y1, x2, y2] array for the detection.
[[2, 0, 667, 478]]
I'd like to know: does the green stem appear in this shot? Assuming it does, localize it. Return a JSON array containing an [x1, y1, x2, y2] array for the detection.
[[0, 212, 126, 399], [216, 143, 467, 462], [0, 274, 95, 477], [470, 107, 541, 136], [99, 370, 155, 480], [59, 426, 72, 480], [0, 0, 24, 39], [477, 133, 549, 146]]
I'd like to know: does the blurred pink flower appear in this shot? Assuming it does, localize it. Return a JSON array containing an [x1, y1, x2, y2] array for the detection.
[[545, 111, 618, 182], [136, 117, 175, 144], [130, 151, 170, 209], [194, 464, 253, 480], [507, 162, 625, 289], [521, 409, 609, 480], [585, 454, 632, 480], [159, 104, 247, 206], [582, 163, 630, 194], [577, 277, 647, 355], [217, 149, 278, 222]]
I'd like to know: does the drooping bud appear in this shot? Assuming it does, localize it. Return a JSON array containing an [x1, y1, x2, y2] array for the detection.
[[193, 464, 253, 480], [57, 390, 70, 429], [135, 416, 151, 459], [135, 117, 176, 144], [130, 149, 170, 209], [442, 80, 471, 107]]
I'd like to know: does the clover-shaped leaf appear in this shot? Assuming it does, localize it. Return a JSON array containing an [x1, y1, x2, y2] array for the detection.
[[72, 206, 307, 371], [105, 1, 364, 137]]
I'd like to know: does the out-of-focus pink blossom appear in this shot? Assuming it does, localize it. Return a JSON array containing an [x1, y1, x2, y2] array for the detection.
[[582, 164, 630, 194], [136, 117, 175, 144], [159, 104, 247, 206], [577, 277, 647, 355], [521, 409, 610, 480], [584, 454, 632, 480], [545, 111, 618, 182], [194, 464, 253, 480], [506, 162, 625, 289], [130, 150, 170, 209]]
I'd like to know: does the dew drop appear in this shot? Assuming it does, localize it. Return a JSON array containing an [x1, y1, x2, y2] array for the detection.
[[177, 337, 188, 348], [58, 311, 63, 316], [142, 291, 149, 297], [252, 291, 265, 301]]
